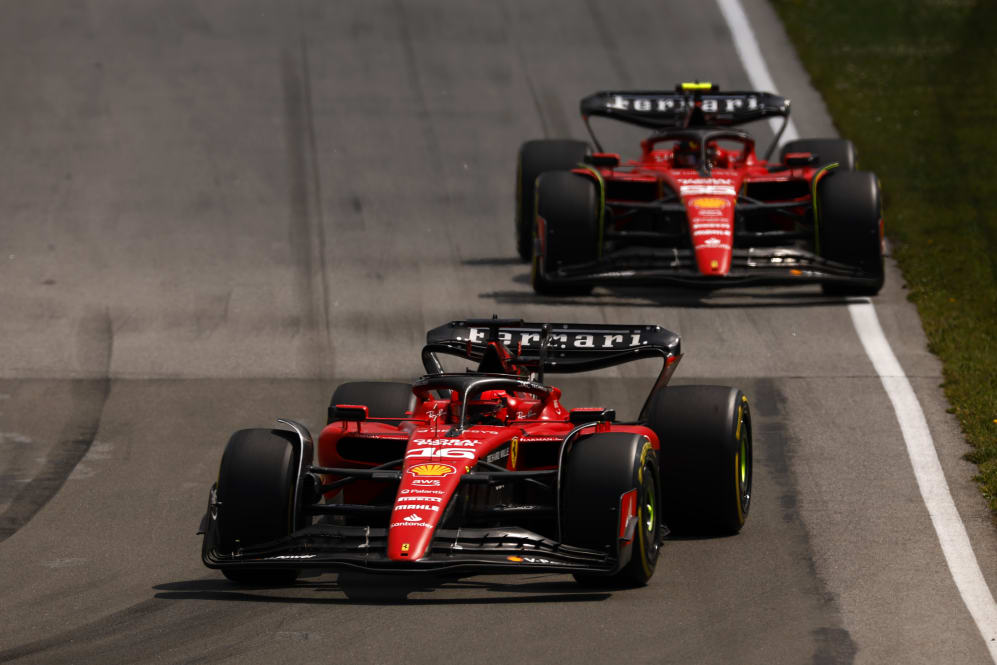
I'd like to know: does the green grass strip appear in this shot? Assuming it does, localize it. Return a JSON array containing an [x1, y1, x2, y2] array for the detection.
[[771, 0, 997, 515]]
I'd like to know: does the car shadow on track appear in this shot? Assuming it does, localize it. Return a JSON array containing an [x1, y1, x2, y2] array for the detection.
[[461, 257, 525, 267], [479, 284, 858, 309], [152, 573, 612, 605], [465, 258, 864, 309]]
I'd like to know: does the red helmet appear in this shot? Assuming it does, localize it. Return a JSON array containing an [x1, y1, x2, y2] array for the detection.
[[674, 139, 700, 168], [674, 139, 720, 169], [450, 389, 509, 426]]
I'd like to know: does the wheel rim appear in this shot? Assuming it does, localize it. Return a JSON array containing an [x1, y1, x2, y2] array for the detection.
[[737, 416, 752, 516], [739, 436, 747, 487], [644, 494, 655, 533], [640, 466, 659, 563]]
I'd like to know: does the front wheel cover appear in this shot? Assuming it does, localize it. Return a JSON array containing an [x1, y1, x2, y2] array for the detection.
[[629, 451, 661, 582], [575, 443, 661, 587]]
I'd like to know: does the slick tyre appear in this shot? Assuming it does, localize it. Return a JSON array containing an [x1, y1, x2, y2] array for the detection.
[[645, 386, 752, 536], [328, 381, 415, 425], [780, 138, 856, 170], [562, 433, 661, 587], [532, 171, 599, 296], [216, 428, 301, 585], [816, 170, 884, 296], [516, 139, 590, 261]]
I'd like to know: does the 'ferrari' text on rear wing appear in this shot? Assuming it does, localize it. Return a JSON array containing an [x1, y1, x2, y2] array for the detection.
[[580, 90, 789, 130], [423, 319, 682, 420], [427, 318, 677, 363]]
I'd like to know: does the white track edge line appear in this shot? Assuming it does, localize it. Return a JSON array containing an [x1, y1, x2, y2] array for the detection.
[[848, 301, 997, 656], [716, 0, 997, 658]]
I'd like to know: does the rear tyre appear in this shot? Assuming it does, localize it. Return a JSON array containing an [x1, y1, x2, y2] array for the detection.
[[645, 386, 752, 536], [561, 433, 661, 587], [816, 170, 884, 296], [516, 139, 590, 261], [532, 171, 599, 296], [328, 381, 414, 425], [216, 428, 301, 585], [780, 138, 856, 170]]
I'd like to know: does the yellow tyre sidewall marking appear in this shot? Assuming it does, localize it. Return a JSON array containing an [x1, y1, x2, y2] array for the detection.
[[636, 439, 654, 577], [734, 398, 747, 525]]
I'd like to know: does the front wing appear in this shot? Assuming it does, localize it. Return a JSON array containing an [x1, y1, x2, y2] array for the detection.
[[544, 247, 881, 290], [202, 522, 617, 575]]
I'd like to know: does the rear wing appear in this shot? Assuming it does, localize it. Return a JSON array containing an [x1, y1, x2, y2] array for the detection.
[[580, 82, 791, 159], [424, 318, 680, 371], [423, 319, 682, 416]]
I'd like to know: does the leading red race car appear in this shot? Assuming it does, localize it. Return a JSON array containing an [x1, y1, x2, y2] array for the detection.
[[516, 82, 884, 295], [200, 318, 752, 587]]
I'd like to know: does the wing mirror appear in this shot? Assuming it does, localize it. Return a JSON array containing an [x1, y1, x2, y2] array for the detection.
[[329, 404, 369, 424], [569, 407, 616, 424], [784, 151, 817, 166], [584, 153, 621, 168]]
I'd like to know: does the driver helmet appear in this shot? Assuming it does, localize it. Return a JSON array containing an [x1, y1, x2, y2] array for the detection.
[[674, 139, 700, 168], [705, 141, 720, 167], [464, 390, 508, 426]]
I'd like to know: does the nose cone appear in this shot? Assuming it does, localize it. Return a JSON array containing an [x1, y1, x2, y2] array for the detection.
[[683, 194, 735, 276], [387, 462, 462, 561], [694, 240, 733, 275], [386, 427, 516, 561]]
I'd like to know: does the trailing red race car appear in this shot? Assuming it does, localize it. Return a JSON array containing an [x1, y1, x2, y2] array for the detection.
[[516, 82, 884, 295], [200, 318, 752, 587]]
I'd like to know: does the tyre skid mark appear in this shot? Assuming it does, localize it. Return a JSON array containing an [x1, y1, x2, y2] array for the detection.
[[281, 30, 334, 379], [0, 308, 111, 543]]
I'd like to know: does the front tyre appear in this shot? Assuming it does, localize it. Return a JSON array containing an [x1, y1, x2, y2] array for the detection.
[[816, 170, 884, 296], [515, 139, 590, 261], [561, 432, 661, 586], [214, 428, 301, 585], [532, 171, 599, 296]]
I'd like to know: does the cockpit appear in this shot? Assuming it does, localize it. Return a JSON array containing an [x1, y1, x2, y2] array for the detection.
[[413, 374, 552, 430], [644, 128, 755, 174]]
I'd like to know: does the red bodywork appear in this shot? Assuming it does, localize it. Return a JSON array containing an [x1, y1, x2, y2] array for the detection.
[[318, 385, 657, 563], [201, 319, 682, 575], [530, 85, 884, 291], [573, 138, 819, 279]]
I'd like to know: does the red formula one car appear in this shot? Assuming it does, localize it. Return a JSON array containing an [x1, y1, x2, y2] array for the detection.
[[516, 82, 884, 295], [200, 318, 752, 586]]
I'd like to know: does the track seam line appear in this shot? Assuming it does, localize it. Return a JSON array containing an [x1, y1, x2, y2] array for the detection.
[[717, 0, 997, 659], [298, 32, 335, 377]]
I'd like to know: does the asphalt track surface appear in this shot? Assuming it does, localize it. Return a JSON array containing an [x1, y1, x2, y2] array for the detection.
[[1, 1, 995, 663]]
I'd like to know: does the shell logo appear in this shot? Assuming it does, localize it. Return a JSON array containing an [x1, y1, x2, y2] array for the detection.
[[407, 463, 456, 478], [691, 197, 728, 209]]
